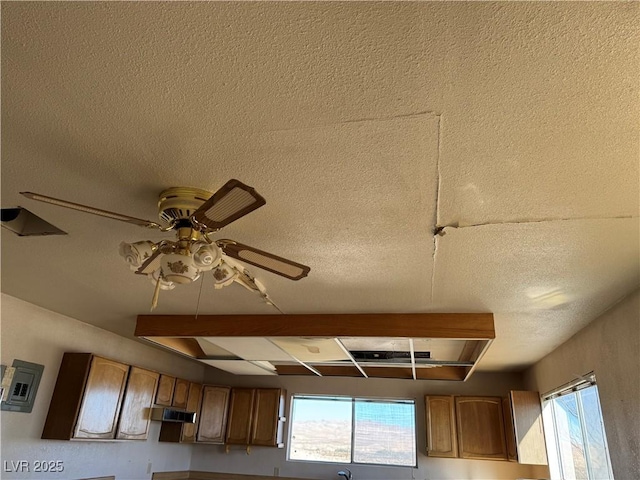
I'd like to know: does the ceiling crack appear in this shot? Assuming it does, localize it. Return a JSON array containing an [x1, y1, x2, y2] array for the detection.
[[265, 110, 442, 133], [430, 114, 443, 304], [430, 235, 439, 304], [338, 110, 442, 125], [434, 214, 638, 235]]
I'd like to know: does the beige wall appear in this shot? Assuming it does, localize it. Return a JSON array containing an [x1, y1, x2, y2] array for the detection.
[[0, 294, 206, 480], [524, 289, 640, 480], [191, 370, 550, 480]]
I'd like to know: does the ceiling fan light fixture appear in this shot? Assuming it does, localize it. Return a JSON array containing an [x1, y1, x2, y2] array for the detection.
[[119, 241, 157, 271], [160, 252, 201, 284], [212, 261, 238, 289], [190, 242, 221, 271], [22, 180, 310, 310]]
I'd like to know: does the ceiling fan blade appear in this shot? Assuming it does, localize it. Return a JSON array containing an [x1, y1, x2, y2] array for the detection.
[[20, 192, 161, 229], [217, 239, 310, 280], [136, 249, 163, 275], [192, 179, 266, 231]]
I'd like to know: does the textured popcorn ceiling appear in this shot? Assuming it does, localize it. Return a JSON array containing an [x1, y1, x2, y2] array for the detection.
[[1, 2, 638, 372]]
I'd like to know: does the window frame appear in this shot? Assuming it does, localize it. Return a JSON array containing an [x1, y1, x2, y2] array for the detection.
[[541, 373, 614, 480], [286, 394, 418, 468]]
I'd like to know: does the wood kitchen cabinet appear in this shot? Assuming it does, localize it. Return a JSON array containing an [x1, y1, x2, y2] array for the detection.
[[455, 396, 507, 461], [159, 382, 202, 443], [226, 388, 255, 444], [172, 378, 190, 409], [226, 388, 286, 447], [425, 395, 458, 458], [42, 353, 130, 440], [181, 382, 203, 442], [197, 385, 231, 444], [155, 374, 176, 406], [503, 391, 548, 465], [251, 388, 286, 447], [116, 366, 160, 440]]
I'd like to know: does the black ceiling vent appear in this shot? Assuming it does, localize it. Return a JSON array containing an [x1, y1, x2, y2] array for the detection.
[[350, 351, 431, 361], [1, 207, 67, 236]]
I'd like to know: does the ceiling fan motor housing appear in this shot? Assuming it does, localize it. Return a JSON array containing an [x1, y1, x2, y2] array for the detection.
[[157, 187, 213, 225]]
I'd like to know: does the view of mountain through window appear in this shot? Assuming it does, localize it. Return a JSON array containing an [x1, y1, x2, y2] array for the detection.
[[288, 395, 416, 467]]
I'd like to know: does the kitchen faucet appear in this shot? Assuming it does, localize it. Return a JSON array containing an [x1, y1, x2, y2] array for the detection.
[[337, 469, 353, 480]]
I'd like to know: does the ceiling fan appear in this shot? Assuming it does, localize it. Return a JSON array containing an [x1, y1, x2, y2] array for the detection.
[[21, 179, 310, 309]]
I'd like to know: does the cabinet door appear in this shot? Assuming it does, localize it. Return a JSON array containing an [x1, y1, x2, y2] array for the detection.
[[425, 396, 458, 458], [116, 367, 160, 440], [455, 396, 507, 461], [172, 378, 190, 409], [181, 382, 203, 443], [197, 386, 231, 443], [503, 397, 518, 461], [42, 353, 93, 440], [510, 391, 548, 465], [251, 388, 284, 447], [155, 374, 176, 406], [74, 357, 129, 439], [226, 388, 255, 445]]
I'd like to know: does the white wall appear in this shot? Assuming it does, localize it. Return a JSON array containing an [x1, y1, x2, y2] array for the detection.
[[0, 294, 206, 480], [191, 370, 550, 480], [525, 289, 640, 480]]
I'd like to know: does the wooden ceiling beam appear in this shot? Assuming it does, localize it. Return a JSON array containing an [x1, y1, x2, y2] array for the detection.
[[135, 313, 494, 339]]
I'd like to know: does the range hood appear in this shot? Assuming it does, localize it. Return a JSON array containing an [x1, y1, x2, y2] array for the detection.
[[150, 407, 196, 423], [135, 313, 495, 381]]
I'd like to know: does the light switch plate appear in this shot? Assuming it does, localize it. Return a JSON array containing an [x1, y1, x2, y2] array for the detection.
[[1, 360, 44, 413]]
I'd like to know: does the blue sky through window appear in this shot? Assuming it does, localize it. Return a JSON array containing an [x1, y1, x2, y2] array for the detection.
[[288, 395, 416, 467], [291, 397, 352, 422]]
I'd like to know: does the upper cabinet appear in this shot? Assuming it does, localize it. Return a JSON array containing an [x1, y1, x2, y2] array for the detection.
[[181, 382, 203, 443], [226, 388, 286, 447], [226, 388, 256, 445], [197, 385, 231, 444], [424, 392, 548, 464], [74, 356, 129, 439], [251, 388, 286, 447], [116, 367, 160, 440], [155, 374, 176, 406], [455, 396, 507, 461], [159, 381, 203, 443], [172, 378, 190, 409], [425, 395, 458, 458], [43, 353, 130, 440], [503, 391, 548, 465]]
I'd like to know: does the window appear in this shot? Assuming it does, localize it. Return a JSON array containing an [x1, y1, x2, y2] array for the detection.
[[288, 395, 416, 467], [542, 374, 614, 480]]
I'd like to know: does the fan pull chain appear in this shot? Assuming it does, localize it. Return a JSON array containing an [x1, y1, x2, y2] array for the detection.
[[194, 274, 205, 319], [264, 294, 284, 314]]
